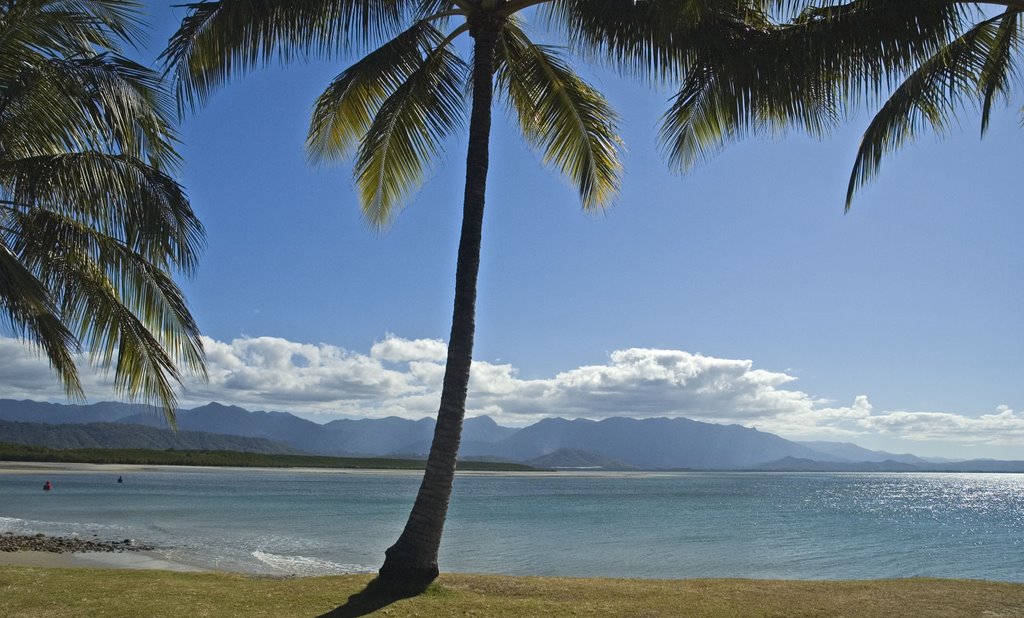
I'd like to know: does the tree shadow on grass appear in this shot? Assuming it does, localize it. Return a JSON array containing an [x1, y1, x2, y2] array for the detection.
[[317, 577, 430, 618]]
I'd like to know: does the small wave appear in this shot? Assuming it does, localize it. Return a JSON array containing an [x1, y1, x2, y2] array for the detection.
[[0, 516, 28, 532], [0, 515, 126, 534], [0, 515, 64, 532], [251, 550, 374, 576]]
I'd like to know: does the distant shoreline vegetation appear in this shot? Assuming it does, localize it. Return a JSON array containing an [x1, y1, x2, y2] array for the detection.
[[0, 443, 537, 472]]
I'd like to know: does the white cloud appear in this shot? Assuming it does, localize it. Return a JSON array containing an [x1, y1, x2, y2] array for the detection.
[[0, 334, 1020, 451], [0, 336, 118, 402], [859, 405, 1024, 445], [189, 335, 437, 413], [370, 335, 447, 363]]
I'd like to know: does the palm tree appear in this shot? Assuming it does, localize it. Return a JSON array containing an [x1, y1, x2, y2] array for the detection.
[[0, 0, 206, 422], [649, 0, 1023, 207], [163, 0, 624, 583]]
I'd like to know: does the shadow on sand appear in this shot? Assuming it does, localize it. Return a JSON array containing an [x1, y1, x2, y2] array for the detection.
[[317, 578, 430, 618]]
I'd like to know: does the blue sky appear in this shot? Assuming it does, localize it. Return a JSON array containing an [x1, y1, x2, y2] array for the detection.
[[2, 2, 1022, 459]]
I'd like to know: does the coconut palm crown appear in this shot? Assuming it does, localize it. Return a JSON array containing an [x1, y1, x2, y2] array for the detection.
[[163, 0, 628, 583], [1, 0, 206, 422]]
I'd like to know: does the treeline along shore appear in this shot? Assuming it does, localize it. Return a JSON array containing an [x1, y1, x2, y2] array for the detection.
[[0, 443, 536, 472]]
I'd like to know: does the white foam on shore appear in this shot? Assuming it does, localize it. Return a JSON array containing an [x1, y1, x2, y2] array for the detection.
[[0, 515, 125, 536], [251, 550, 373, 576]]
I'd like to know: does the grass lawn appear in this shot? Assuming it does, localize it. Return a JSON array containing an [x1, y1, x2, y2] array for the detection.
[[2, 568, 1023, 617]]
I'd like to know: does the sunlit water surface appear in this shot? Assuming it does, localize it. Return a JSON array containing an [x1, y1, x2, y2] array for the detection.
[[1, 469, 1022, 579]]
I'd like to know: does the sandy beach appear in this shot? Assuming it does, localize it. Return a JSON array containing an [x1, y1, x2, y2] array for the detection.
[[0, 461, 209, 474], [0, 461, 278, 475], [0, 549, 204, 571], [0, 530, 208, 572]]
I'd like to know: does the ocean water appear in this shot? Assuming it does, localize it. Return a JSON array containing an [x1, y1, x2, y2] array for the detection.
[[1, 468, 1022, 580]]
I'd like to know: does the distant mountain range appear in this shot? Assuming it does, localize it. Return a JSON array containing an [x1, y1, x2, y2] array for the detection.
[[0, 418, 296, 454], [795, 440, 932, 466], [1, 399, 1022, 472]]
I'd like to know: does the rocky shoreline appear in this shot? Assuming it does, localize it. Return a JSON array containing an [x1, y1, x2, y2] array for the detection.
[[0, 532, 154, 553]]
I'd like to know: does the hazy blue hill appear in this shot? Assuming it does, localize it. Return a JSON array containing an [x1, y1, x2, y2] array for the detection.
[[525, 448, 631, 470], [752, 456, 1024, 472], [2, 400, 518, 458], [120, 402, 342, 454], [322, 416, 435, 455], [930, 460, 1024, 472], [0, 419, 297, 453], [462, 415, 519, 443], [0, 399, 151, 424], [798, 440, 934, 465], [484, 416, 840, 469], [393, 416, 520, 456], [754, 457, 922, 472]]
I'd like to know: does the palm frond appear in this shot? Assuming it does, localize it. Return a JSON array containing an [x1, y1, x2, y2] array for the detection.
[[540, 0, 698, 82], [7, 207, 205, 423], [660, 64, 735, 171], [161, 0, 417, 113], [979, 11, 1021, 135], [658, 24, 841, 171], [0, 153, 203, 273], [846, 14, 1005, 208], [0, 0, 141, 69], [654, 0, 973, 174], [0, 239, 83, 400], [787, 0, 970, 104], [307, 20, 441, 162], [352, 35, 468, 228], [497, 23, 622, 210], [415, 0, 458, 20], [0, 54, 181, 171]]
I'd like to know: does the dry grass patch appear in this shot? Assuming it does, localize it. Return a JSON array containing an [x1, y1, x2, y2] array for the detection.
[[1, 567, 1023, 617]]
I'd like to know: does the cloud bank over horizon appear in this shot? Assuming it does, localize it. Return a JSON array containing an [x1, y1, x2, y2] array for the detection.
[[1, 334, 1020, 456]]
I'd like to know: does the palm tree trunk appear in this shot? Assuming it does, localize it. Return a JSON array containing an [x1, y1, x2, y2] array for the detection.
[[377, 16, 501, 586]]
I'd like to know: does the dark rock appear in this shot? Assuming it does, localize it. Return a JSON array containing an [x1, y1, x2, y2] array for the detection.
[[0, 534, 155, 553]]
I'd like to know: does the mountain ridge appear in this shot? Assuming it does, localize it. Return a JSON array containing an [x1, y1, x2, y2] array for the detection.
[[1, 398, 1004, 471], [0, 418, 298, 453]]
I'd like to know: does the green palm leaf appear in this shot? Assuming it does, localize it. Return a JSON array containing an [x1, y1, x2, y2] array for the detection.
[[846, 14, 1007, 208], [0, 240, 83, 398], [162, 0, 416, 113], [658, 29, 840, 171], [979, 11, 1021, 135], [351, 34, 467, 227], [497, 23, 622, 210], [541, 0, 701, 81], [655, 0, 974, 174], [0, 0, 142, 69], [307, 20, 445, 162], [8, 207, 205, 420], [0, 153, 203, 272], [1, 54, 181, 170]]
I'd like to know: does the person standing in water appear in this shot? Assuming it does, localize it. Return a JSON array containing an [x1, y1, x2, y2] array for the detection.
[[43, 480, 52, 491]]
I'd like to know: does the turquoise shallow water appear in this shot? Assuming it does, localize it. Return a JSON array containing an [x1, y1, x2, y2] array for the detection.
[[1, 469, 1022, 580]]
